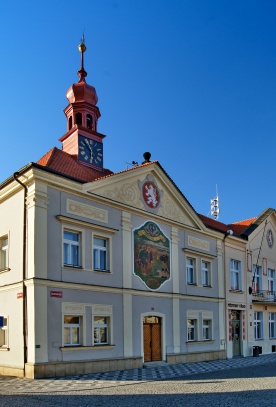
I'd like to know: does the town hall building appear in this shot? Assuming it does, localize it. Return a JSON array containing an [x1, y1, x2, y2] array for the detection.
[[0, 38, 276, 378]]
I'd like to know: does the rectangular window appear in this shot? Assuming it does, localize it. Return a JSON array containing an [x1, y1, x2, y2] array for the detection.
[[187, 319, 197, 341], [93, 316, 109, 345], [63, 316, 81, 346], [253, 265, 262, 293], [0, 317, 8, 347], [268, 269, 275, 292], [203, 319, 212, 340], [186, 258, 196, 284], [254, 311, 263, 340], [93, 236, 109, 271], [63, 230, 81, 267], [230, 259, 241, 290], [0, 236, 8, 271], [269, 312, 276, 339], [202, 261, 210, 286]]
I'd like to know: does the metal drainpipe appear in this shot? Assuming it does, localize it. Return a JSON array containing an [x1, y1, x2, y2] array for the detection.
[[13, 172, 28, 375]]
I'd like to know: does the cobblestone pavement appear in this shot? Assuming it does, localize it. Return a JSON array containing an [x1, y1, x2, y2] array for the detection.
[[1, 353, 276, 396]]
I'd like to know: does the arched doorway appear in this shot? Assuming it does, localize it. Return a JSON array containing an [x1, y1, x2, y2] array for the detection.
[[143, 316, 162, 362]]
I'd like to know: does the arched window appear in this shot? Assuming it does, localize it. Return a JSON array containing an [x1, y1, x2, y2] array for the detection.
[[76, 113, 82, 125], [68, 116, 73, 130], [86, 114, 93, 129]]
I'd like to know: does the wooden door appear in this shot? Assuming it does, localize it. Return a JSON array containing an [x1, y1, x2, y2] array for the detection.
[[143, 317, 162, 362]]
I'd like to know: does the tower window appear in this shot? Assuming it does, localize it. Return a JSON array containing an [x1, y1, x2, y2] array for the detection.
[[76, 113, 82, 125], [86, 114, 93, 129], [68, 116, 72, 130]]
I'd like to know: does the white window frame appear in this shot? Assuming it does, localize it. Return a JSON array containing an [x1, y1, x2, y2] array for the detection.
[[63, 226, 83, 268], [268, 269, 275, 293], [63, 315, 82, 346], [92, 232, 112, 273], [202, 260, 211, 287], [187, 319, 197, 341], [202, 319, 212, 340], [0, 317, 8, 348], [254, 311, 263, 340], [253, 265, 262, 293], [186, 257, 196, 285], [269, 312, 276, 339], [230, 259, 242, 291], [93, 316, 110, 345], [0, 235, 9, 271]]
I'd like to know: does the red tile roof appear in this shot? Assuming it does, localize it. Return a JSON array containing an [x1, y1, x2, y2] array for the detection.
[[198, 213, 256, 237], [37, 147, 113, 182]]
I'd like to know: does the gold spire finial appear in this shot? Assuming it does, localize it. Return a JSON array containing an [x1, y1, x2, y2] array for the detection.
[[78, 34, 86, 53]]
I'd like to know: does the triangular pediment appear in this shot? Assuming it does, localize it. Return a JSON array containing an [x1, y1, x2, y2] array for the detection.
[[246, 209, 276, 257], [83, 162, 204, 230]]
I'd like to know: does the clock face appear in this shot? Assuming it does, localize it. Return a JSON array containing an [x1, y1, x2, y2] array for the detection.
[[78, 135, 103, 168], [267, 229, 274, 248]]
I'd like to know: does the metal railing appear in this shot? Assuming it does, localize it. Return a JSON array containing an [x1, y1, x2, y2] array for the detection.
[[252, 290, 276, 302]]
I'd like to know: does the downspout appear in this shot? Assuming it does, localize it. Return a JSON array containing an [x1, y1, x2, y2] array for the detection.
[[13, 172, 28, 376]]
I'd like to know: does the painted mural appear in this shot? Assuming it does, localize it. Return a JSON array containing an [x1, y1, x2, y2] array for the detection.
[[133, 221, 170, 290]]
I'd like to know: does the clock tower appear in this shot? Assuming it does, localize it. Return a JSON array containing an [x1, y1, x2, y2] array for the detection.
[[59, 36, 105, 170]]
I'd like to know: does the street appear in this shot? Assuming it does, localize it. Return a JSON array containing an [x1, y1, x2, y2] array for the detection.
[[1, 357, 276, 406]]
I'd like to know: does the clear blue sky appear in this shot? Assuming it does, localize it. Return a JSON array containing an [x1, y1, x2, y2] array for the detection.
[[1, 0, 276, 224]]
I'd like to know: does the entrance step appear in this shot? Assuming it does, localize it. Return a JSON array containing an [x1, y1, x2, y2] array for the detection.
[[143, 361, 168, 368]]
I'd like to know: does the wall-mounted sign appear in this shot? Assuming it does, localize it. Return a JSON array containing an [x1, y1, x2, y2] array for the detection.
[[50, 291, 63, 298], [228, 303, 246, 309]]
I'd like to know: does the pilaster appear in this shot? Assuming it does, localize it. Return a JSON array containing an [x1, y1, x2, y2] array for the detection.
[[26, 181, 48, 279]]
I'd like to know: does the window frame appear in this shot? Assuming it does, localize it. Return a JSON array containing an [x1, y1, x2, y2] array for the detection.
[[253, 265, 262, 293], [268, 269, 275, 293], [202, 319, 212, 341], [186, 257, 196, 285], [92, 232, 112, 273], [269, 312, 276, 339], [93, 316, 110, 345], [254, 311, 263, 340], [63, 315, 82, 346], [201, 260, 211, 287], [62, 226, 84, 268], [0, 235, 9, 271], [0, 317, 8, 348], [187, 318, 197, 342], [230, 259, 242, 291]]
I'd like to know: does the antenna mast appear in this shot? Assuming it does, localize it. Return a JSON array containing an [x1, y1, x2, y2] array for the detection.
[[210, 185, 220, 220]]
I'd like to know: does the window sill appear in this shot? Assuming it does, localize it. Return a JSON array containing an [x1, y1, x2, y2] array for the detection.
[[0, 268, 11, 273], [186, 340, 214, 344], [93, 269, 111, 274], [229, 289, 244, 294], [61, 345, 115, 351], [187, 283, 197, 286], [63, 265, 83, 270], [203, 285, 212, 288], [0, 347, 10, 351]]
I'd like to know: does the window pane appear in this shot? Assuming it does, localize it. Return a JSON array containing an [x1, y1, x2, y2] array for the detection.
[[94, 316, 106, 324], [72, 327, 79, 345], [64, 243, 70, 264], [71, 245, 79, 266], [64, 316, 79, 324], [100, 250, 106, 269], [64, 327, 70, 344], [64, 231, 79, 242], [94, 237, 106, 247], [100, 327, 107, 343]]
